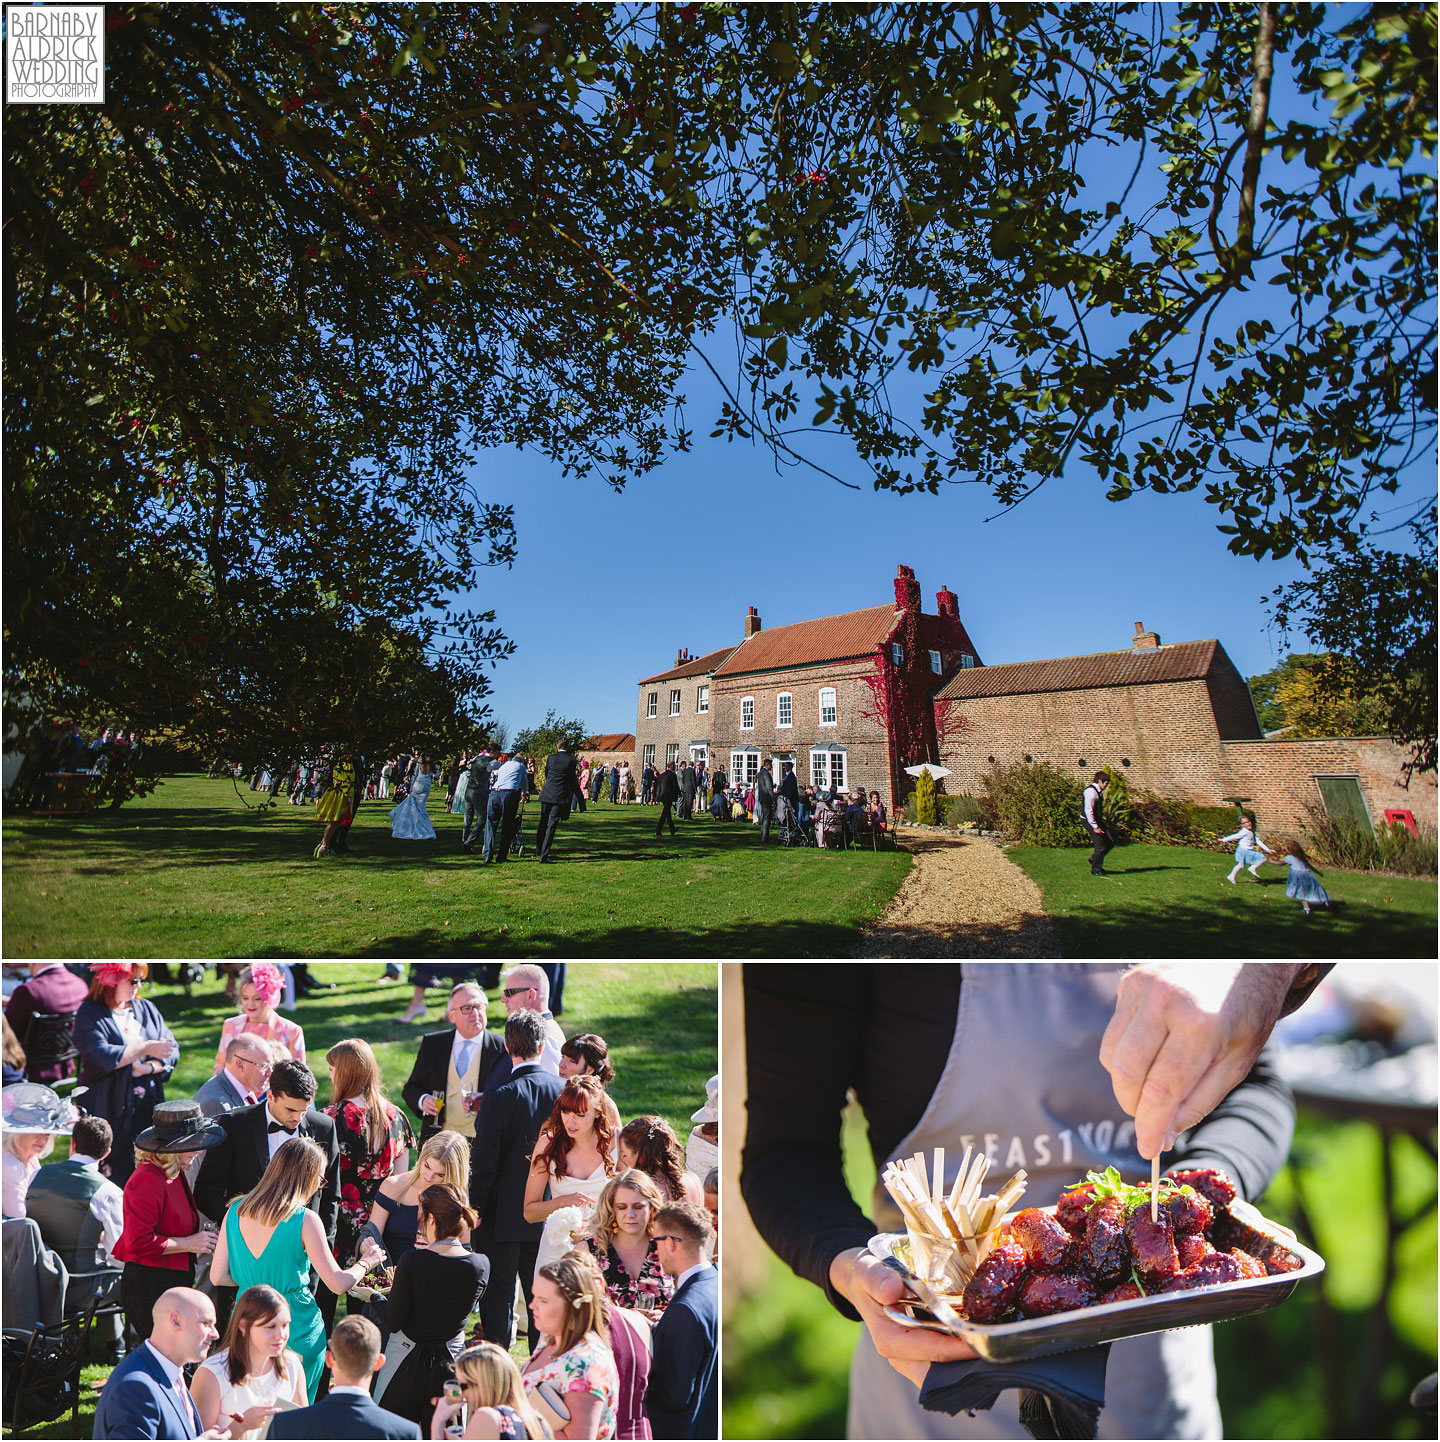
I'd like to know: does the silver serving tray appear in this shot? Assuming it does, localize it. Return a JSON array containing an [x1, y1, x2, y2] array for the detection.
[[869, 1197, 1325, 1362]]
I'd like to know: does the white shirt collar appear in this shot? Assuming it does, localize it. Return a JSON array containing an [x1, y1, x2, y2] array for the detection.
[[675, 1261, 710, 1293], [143, 1340, 185, 1389], [74, 1154, 100, 1170], [223, 1067, 251, 1103], [264, 1104, 297, 1132], [327, 1384, 372, 1397]]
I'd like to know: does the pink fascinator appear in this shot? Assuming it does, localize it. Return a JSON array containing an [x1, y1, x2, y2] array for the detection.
[[90, 963, 138, 988], [248, 963, 284, 1006]]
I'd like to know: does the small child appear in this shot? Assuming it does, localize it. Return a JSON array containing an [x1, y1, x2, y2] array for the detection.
[[1279, 839, 1331, 915], [1220, 814, 1275, 883]]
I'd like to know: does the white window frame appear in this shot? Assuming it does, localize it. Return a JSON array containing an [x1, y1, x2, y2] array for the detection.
[[646, 691, 658, 719], [697, 684, 709, 714], [891, 643, 904, 666], [929, 649, 942, 674], [818, 687, 837, 726], [741, 696, 755, 730], [690, 744, 708, 764], [665, 742, 680, 766], [810, 748, 847, 792], [961, 653, 976, 669], [669, 689, 682, 717], [642, 744, 656, 769], [730, 750, 761, 787], [777, 692, 792, 728]]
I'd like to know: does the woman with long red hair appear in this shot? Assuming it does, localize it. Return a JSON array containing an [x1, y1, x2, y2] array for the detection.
[[525, 1076, 616, 1281]]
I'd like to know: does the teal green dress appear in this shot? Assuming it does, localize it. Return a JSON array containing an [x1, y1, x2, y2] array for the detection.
[[224, 1204, 327, 1402]]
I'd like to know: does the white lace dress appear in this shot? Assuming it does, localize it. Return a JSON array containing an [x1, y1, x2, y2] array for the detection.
[[389, 772, 437, 841], [534, 1160, 609, 1281], [197, 1348, 303, 1440]]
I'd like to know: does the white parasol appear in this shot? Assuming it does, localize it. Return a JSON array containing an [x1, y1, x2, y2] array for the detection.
[[903, 764, 952, 779]]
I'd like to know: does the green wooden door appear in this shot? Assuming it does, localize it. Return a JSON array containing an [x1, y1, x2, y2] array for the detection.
[[1315, 775, 1371, 829]]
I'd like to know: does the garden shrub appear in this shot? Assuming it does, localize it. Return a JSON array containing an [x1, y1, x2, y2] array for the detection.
[[1132, 794, 1238, 848], [1303, 807, 1438, 877], [914, 766, 939, 825], [981, 761, 1089, 846], [943, 793, 987, 826]]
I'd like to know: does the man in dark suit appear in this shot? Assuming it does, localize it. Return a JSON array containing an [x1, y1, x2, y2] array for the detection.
[[192, 1060, 339, 1337], [678, 761, 697, 820], [192, 1035, 271, 1118], [5, 962, 87, 1084], [654, 761, 681, 838], [460, 751, 491, 851], [469, 1010, 564, 1351], [400, 981, 505, 1147], [646, 1202, 719, 1440], [535, 737, 579, 863], [268, 1315, 420, 1440], [91, 1287, 222, 1440]]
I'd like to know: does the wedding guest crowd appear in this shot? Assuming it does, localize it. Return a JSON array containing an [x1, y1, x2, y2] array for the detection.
[[3, 964, 715, 1442]]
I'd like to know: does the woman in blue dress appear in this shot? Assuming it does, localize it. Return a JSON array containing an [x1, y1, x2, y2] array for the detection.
[[1278, 839, 1332, 915], [390, 758, 437, 841], [72, 963, 179, 1185], [210, 1136, 383, 1401]]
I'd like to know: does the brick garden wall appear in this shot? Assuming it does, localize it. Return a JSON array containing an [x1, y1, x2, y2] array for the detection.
[[710, 657, 897, 805], [1221, 737, 1438, 835]]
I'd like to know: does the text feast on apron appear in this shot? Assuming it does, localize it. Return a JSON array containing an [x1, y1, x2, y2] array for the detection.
[[849, 963, 1221, 1442]]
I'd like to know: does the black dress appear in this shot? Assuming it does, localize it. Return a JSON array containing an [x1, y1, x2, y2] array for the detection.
[[373, 1244, 489, 1434]]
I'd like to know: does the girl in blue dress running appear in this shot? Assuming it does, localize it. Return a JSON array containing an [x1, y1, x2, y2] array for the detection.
[[1220, 814, 1275, 883], [1278, 839, 1332, 915]]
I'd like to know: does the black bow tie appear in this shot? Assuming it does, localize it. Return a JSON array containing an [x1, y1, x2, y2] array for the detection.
[[267, 1121, 297, 1136]]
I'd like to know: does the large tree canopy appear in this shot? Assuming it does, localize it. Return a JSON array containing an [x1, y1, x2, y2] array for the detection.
[[6, 2, 1434, 767]]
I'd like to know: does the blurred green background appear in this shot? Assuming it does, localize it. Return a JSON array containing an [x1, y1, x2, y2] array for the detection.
[[724, 1100, 1438, 1439]]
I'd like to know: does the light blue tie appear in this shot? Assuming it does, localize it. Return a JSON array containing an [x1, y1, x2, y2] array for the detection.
[[455, 1039, 473, 1078]]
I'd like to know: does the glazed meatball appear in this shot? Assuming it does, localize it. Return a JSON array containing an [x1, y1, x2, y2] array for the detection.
[[1010, 1208, 1078, 1273], [1124, 1204, 1180, 1283], [1018, 1272, 1097, 1317], [961, 1243, 1030, 1323], [1078, 1195, 1130, 1288], [1264, 1248, 1305, 1276], [1161, 1251, 1244, 1294], [1056, 1184, 1098, 1236], [1098, 1280, 1146, 1305], [1164, 1188, 1213, 1238], [1166, 1167, 1237, 1211], [1230, 1248, 1266, 1280], [1176, 1232, 1214, 1268]]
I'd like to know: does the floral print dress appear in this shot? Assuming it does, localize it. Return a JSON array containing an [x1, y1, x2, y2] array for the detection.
[[324, 1098, 416, 1264], [585, 1236, 674, 1312], [523, 1334, 619, 1441]]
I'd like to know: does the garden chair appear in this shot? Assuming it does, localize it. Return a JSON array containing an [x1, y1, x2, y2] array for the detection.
[[20, 1011, 79, 1090], [2, 1294, 98, 1434]]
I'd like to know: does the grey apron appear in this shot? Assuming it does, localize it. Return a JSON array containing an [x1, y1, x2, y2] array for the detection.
[[848, 963, 1222, 1441]]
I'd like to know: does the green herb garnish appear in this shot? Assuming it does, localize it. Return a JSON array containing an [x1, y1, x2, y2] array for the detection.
[[1063, 1166, 1196, 1212]]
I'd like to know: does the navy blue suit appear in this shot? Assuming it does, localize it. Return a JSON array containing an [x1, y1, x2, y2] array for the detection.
[[468, 1059, 564, 1350], [647, 1266, 719, 1439], [92, 1343, 201, 1440], [267, 1390, 421, 1440]]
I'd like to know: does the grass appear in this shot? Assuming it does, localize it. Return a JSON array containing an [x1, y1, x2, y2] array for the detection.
[[5, 962, 717, 1440], [2, 774, 911, 958], [723, 1106, 1437, 1440], [1008, 841, 1437, 958]]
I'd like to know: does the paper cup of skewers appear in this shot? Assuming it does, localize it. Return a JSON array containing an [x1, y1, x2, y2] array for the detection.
[[351, 1262, 396, 1302], [870, 1156, 1326, 1363]]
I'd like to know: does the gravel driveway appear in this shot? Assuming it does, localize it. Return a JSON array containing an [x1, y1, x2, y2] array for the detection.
[[851, 827, 1060, 957]]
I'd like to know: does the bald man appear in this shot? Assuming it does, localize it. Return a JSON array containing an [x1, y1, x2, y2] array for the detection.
[[92, 1288, 230, 1439]]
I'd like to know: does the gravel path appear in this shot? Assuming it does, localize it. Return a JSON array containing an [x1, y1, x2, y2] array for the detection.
[[851, 827, 1060, 957]]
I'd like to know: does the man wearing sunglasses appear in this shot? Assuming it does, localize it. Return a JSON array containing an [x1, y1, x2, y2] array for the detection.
[[401, 983, 506, 1145]]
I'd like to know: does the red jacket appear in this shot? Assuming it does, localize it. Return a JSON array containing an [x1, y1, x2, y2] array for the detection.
[[115, 1162, 198, 1271]]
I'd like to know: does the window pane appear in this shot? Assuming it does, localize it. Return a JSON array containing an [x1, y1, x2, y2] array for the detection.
[[892, 643, 903, 666], [930, 650, 942, 674], [811, 751, 827, 788], [831, 752, 846, 790], [819, 687, 837, 725], [742, 697, 754, 728], [666, 743, 679, 765], [962, 654, 975, 669], [643, 745, 655, 768], [698, 685, 709, 713], [778, 693, 792, 726], [647, 692, 657, 718]]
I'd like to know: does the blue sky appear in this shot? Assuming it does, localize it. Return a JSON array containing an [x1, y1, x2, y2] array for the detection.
[[465, 358, 1372, 740]]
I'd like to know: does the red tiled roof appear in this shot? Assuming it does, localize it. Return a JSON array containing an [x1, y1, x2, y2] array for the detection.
[[579, 733, 635, 752], [639, 645, 739, 685], [713, 605, 900, 676], [934, 640, 1222, 700]]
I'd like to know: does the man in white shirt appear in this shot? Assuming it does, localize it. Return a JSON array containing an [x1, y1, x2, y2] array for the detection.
[[1082, 770, 1114, 877], [482, 753, 528, 863], [502, 965, 564, 1074], [193, 1036, 271, 1117]]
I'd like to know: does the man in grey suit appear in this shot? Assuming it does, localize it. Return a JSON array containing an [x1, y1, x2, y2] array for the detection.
[[461, 752, 491, 852], [678, 761, 697, 821], [193, 1036, 272, 1118]]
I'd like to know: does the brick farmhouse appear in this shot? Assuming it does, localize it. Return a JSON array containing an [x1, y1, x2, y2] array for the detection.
[[635, 564, 1435, 835]]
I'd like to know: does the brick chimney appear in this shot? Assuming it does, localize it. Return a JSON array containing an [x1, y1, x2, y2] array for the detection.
[[675, 647, 693, 666], [1132, 621, 1160, 650], [894, 564, 921, 612], [936, 586, 959, 621], [744, 606, 762, 639]]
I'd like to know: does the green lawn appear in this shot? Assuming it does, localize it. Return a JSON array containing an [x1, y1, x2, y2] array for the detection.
[[7, 962, 716, 1440], [723, 1105, 1437, 1440], [2, 774, 911, 958], [1008, 842, 1437, 958]]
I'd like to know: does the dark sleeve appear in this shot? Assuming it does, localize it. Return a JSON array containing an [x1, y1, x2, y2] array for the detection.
[[4, 984, 34, 1042], [401, 1035, 438, 1124], [469, 1090, 506, 1218], [72, 1002, 126, 1080], [740, 965, 876, 1321], [194, 1112, 238, 1225], [1280, 964, 1335, 1018], [647, 1303, 705, 1422], [475, 1032, 505, 1091], [310, 1112, 341, 1241], [470, 1250, 489, 1305], [1166, 1042, 1295, 1205], [378, 1250, 415, 1335]]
